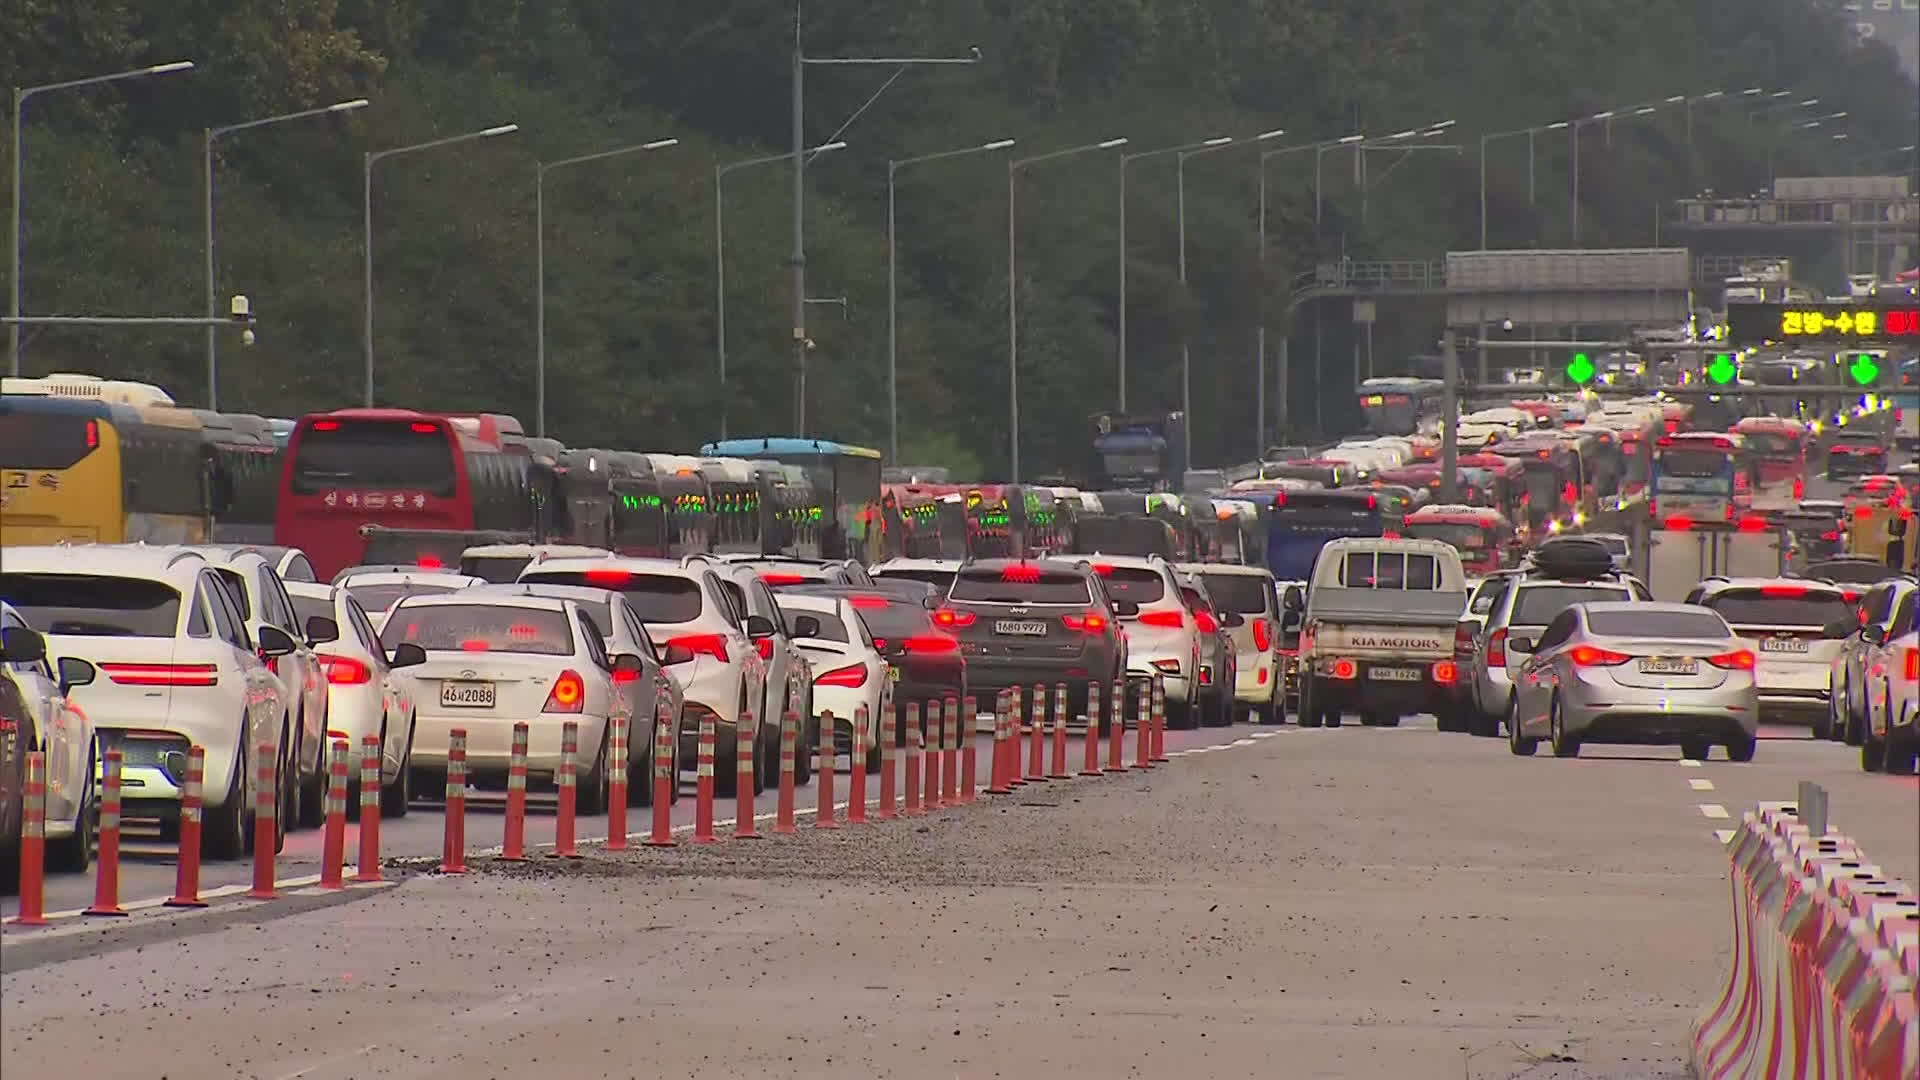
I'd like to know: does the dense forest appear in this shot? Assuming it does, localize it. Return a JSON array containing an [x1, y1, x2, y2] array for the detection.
[[3, 1, 1915, 475]]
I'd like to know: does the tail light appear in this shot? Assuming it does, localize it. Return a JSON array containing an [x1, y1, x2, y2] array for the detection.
[[1736, 516, 1769, 532], [1568, 645, 1631, 667], [262, 655, 281, 676], [761, 572, 807, 585], [1793, 478, 1804, 499], [1706, 650, 1756, 671], [902, 635, 959, 654], [1665, 515, 1694, 530], [611, 665, 642, 685], [1329, 658, 1357, 680], [932, 608, 976, 628], [1486, 628, 1509, 667], [816, 663, 869, 687], [1193, 611, 1219, 634], [1454, 620, 1476, 659], [416, 555, 445, 569], [1150, 658, 1183, 674], [1432, 660, 1458, 684], [1251, 619, 1271, 652], [756, 637, 775, 661], [1136, 610, 1186, 628], [99, 662, 219, 687], [544, 669, 586, 712], [665, 633, 730, 663], [1061, 612, 1108, 633], [315, 653, 372, 686], [1904, 647, 1917, 682]]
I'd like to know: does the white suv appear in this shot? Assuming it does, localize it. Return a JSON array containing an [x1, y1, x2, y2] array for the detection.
[[518, 557, 768, 795], [1683, 578, 1853, 729], [1864, 623, 1919, 774], [686, 557, 814, 783], [0, 546, 294, 860], [1091, 555, 1205, 727], [0, 603, 98, 871]]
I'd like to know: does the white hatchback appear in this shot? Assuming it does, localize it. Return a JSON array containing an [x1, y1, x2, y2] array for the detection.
[[0, 603, 98, 870], [283, 582, 422, 817], [777, 594, 890, 773], [333, 568, 485, 633]]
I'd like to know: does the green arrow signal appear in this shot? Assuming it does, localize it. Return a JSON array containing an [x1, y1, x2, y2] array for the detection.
[[1565, 353, 1595, 384], [1848, 353, 1880, 386], [1706, 353, 1738, 385]]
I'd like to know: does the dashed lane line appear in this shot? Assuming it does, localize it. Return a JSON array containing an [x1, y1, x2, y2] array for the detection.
[[1678, 759, 1703, 768], [1715, 829, 1737, 844], [1699, 803, 1731, 820], [1690, 778, 1716, 791]]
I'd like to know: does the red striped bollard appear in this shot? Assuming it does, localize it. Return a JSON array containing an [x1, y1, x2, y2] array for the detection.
[[553, 721, 580, 859], [1027, 684, 1047, 781], [440, 730, 469, 874], [84, 750, 128, 916], [606, 713, 629, 851], [644, 705, 677, 847], [773, 709, 798, 836], [877, 703, 898, 819], [318, 740, 350, 890], [1151, 674, 1169, 762], [354, 734, 384, 882], [1008, 690, 1027, 787], [816, 709, 839, 829], [1107, 680, 1127, 772], [8, 752, 47, 925], [248, 741, 280, 897], [903, 702, 923, 815], [959, 694, 978, 803], [165, 746, 208, 907], [924, 700, 943, 810], [734, 710, 760, 839], [986, 693, 1011, 795], [847, 706, 869, 824], [1049, 682, 1071, 779], [941, 695, 960, 806], [691, 712, 718, 844], [1133, 682, 1154, 770], [501, 723, 530, 861], [1082, 682, 1104, 776]]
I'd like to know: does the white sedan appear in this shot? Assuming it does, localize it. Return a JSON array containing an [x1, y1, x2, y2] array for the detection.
[[334, 569, 484, 633], [284, 583, 422, 817], [0, 604, 97, 871], [776, 594, 890, 772], [383, 592, 639, 813]]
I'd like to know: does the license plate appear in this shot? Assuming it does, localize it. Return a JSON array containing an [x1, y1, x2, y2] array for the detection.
[[1759, 638, 1810, 653], [1638, 657, 1699, 675], [888, 665, 901, 682], [1367, 667, 1421, 682], [994, 620, 1047, 637], [440, 681, 495, 708]]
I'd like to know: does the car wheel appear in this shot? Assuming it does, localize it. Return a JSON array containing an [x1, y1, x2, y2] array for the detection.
[[1845, 693, 1868, 745], [1884, 730, 1917, 775], [46, 744, 96, 873], [1371, 713, 1401, 728], [1681, 739, 1711, 761], [1548, 694, 1580, 758], [1204, 693, 1232, 728], [380, 720, 413, 819], [575, 730, 610, 816], [1813, 695, 1836, 741], [1297, 678, 1322, 728], [1507, 699, 1538, 756], [295, 708, 325, 830], [1468, 700, 1501, 738], [1323, 708, 1342, 728], [274, 721, 293, 853], [204, 738, 249, 862], [1725, 734, 1757, 763]]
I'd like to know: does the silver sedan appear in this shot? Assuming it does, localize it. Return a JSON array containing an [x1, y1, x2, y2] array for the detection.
[[1507, 601, 1758, 762]]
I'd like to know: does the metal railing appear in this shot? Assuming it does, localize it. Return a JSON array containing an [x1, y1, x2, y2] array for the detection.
[[1309, 259, 1449, 292]]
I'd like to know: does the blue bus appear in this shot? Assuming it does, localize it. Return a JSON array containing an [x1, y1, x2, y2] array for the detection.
[[700, 437, 883, 563], [1259, 489, 1385, 582]]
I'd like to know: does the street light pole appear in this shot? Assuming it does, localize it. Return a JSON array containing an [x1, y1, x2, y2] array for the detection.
[[714, 140, 846, 442], [204, 98, 367, 409], [1010, 138, 1127, 482], [535, 137, 678, 438], [1255, 135, 1360, 450], [10, 60, 195, 377], [886, 138, 1013, 461], [363, 124, 519, 407]]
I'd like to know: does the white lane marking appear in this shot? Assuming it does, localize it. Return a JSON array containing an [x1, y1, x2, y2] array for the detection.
[[1715, 829, 1737, 844], [1250, 732, 1279, 739], [1690, 778, 1716, 791], [1678, 759, 1703, 768], [1699, 803, 1730, 820], [1231, 738, 1257, 746]]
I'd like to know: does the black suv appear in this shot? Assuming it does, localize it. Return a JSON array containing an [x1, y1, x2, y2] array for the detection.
[[780, 581, 965, 747], [939, 559, 1130, 724]]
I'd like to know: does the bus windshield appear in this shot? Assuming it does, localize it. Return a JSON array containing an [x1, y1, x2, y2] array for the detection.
[[1359, 394, 1419, 436], [291, 419, 455, 496], [0, 408, 100, 469]]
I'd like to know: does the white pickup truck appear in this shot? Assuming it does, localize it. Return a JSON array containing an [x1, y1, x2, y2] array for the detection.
[[1283, 537, 1469, 728]]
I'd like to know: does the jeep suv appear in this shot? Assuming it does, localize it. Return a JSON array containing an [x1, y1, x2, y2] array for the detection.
[[939, 559, 1127, 725]]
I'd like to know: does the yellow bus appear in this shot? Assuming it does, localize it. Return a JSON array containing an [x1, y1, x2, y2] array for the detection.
[[1, 391, 213, 545]]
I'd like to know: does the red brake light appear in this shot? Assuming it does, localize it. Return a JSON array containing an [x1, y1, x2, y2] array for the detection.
[[460, 639, 489, 651], [316, 653, 372, 686], [666, 633, 729, 663], [903, 635, 959, 654], [1736, 517, 1769, 533], [761, 572, 807, 586], [1061, 613, 1108, 633], [1705, 650, 1756, 671], [1664, 515, 1694, 530], [585, 569, 631, 586], [1904, 647, 1917, 682], [544, 669, 586, 712], [1432, 660, 1458, 684], [1252, 619, 1271, 652], [612, 665, 642, 684], [1136, 610, 1186, 628], [1366, 493, 1377, 510], [1855, 505, 1874, 519], [1568, 645, 1631, 667], [85, 420, 98, 448], [1330, 658, 1358, 680], [1656, 435, 1675, 447], [410, 421, 438, 433], [756, 637, 774, 661], [311, 419, 341, 432], [508, 623, 541, 640], [849, 595, 891, 609], [1090, 563, 1115, 576], [999, 564, 1042, 583], [1271, 492, 1286, 507], [1193, 611, 1219, 634], [1759, 584, 1807, 598], [1841, 589, 1861, 603], [932, 608, 976, 628], [416, 555, 444, 569], [99, 662, 219, 687], [1487, 628, 1509, 667], [815, 662, 869, 688]]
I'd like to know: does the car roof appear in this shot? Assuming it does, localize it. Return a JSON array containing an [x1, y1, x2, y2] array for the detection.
[[780, 581, 935, 602], [775, 593, 849, 615], [1173, 562, 1273, 578], [961, 557, 1099, 574], [519, 556, 698, 578], [1692, 577, 1847, 595], [873, 558, 962, 571], [185, 546, 273, 571], [1578, 599, 1726, 620], [392, 591, 570, 613], [0, 544, 210, 584], [336, 570, 485, 588], [281, 581, 336, 601], [464, 582, 628, 607], [463, 543, 611, 559]]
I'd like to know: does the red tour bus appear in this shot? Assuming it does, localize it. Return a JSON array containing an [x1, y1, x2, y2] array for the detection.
[[1731, 416, 1809, 496], [274, 408, 545, 579], [1401, 505, 1517, 574]]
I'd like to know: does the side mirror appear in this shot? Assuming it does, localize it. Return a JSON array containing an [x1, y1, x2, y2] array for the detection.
[[744, 614, 776, 639], [0, 625, 47, 664], [791, 615, 823, 640], [256, 624, 298, 660], [1862, 625, 1889, 647], [1220, 611, 1246, 628], [1281, 585, 1305, 611], [56, 656, 95, 695], [661, 643, 697, 666], [611, 653, 645, 677], [305, 615, 340, 647], [1112, 599, 1141, 618], [390, 641, 427, 669], [1508, 635, 1536, 654]]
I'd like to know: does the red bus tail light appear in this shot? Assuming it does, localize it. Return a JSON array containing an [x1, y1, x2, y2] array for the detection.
[[1705, 650, 1756, 671], [665, 633, 729, 663], [315, 653, 372, 685], [99, 662, 219, 687], [1329, 658, 1357, 680], [544, 669, 585, 712], [932, 608, 976, 628], [815, 663, 869, 687]]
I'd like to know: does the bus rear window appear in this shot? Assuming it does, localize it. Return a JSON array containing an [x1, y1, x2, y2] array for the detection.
[[1656, 450, 1729, 478], [291, 420, 456, 496], [0, 574, 181, 637], [0, 408, 102, 470]]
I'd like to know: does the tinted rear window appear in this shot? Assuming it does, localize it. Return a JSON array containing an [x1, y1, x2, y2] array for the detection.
[[0, 407, 103, 470], [1657, 450, 1728, 478], [846, 598, 937, 639], [381, 604, 573, 656], [1512, 585, 1628, 625], [1742, 432, 1800, 455], [0, 574, 181, 637], [520, 572, 703, 623], [950, 569, 1092, 605], [874, 569, 956, 594], [345, 583, 462, 615], [1586, 610, 1729, 639], [288, 593, 332, 628], [1097, 568, 1165, 604], [1199, 574, 1272, 615], [1698, 588, 1851, 628], [461, 556, 533, 584], [1339, 552, 1439, 590], [291, 419, 456, 496], [784, 608, 851, 642]]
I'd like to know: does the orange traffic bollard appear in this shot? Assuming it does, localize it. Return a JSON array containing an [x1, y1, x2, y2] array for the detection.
[[903, 702, 923, 815], [773, 709, 798, 835], [553, 721, 580, 859], [166, 746, 209, 907], [924, 699, 944, 810], [644, 704, 677, 847], [247, 741, 281, 897], [1152, 675, 1170, 762], [84, 750, 128, 916], [1027, 683, 1047, 781], [942, 695, 961, 805], [1107, 680, 1127, 772], [734, 710, 760, 839], [1134, 682, 1154, 770], [607, 712, 629, 851], [816, 709, 839, 829], [877, 703, 898, 819], [691, 712, 718, 844], [847, 705, 869, 825], [1082, 682, 1104, 776], [959, 695, 978, 804], [8, 752, 48, 925], [318, 740, 350, 890], [1049, 683, 1071, 779], [501, 723, 529, 861], [354, 735, 384, 883], [440, 730, 469, 873]]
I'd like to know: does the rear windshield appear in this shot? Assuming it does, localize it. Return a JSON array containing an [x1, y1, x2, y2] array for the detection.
[[1339, 552, 1440, 590], [873, 569, 956, 595], [0, 407, 103, 470], [783, 607, 851, 643], [1657, 450, 1729, 478], [520, 571, 702, 623], [1198, 574, 1272, 615], [1742, 432, 1800, 455], [845, 597, 937, 640], [291, 419, 456, 496], [1697, 588, 1851, 627], [287, 593, 331, 628], [1098, 568, 1166, 604], [1404, 522, 1493, 551], [1587, 610, 1729, 639], [950, 569, 1092, 605], [0, 574, 181, 637], [344, 583, 462, 615], [461, 556, 533, 584], [1512, 585, 1628, 626], [380, 604, 574, 656]]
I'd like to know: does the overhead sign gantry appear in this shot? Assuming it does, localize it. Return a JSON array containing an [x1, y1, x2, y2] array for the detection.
[[1725, 301, 1920, 345]]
